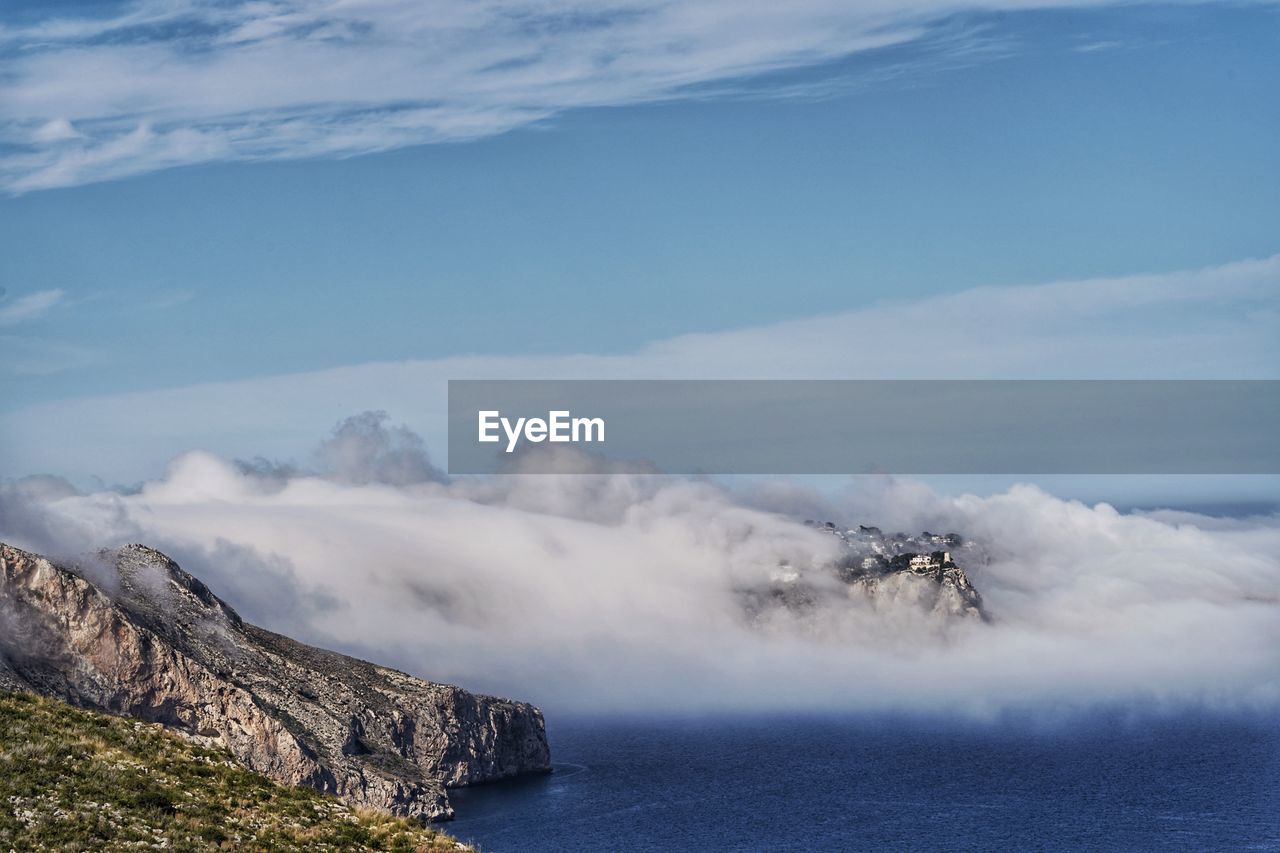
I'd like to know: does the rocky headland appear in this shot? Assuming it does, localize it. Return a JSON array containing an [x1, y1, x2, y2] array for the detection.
[[740, 521, 989, 627], [0, 542, 550, 822]]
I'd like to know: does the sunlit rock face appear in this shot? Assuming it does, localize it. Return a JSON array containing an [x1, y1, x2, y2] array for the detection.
[[0, 542, 550, 822], [830, 525, 988, 623], [739, 523, 988, 633]]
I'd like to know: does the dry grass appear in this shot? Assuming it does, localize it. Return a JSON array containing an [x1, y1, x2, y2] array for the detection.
[[0, 690, 472, 852]]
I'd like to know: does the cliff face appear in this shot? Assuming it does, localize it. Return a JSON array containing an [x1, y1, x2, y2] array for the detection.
[[0, 542, 550, 822], [825, 525, 988, 623], [740, 522, 988, 629]]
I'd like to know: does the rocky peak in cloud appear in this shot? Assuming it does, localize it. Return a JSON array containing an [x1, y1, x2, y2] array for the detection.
[[740, 520, 988, 633]]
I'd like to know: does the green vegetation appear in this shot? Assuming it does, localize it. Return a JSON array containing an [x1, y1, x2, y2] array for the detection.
[[0, 690, 471, 852]]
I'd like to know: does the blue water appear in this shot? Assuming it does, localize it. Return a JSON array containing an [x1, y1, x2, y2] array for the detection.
[[448, 713, 1280, 852]]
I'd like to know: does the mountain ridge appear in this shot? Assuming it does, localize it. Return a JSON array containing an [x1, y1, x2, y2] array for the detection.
[[0, 541, 550, 822]]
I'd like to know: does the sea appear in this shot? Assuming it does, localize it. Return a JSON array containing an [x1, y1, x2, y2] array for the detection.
[[448, 711, 1280, 852]]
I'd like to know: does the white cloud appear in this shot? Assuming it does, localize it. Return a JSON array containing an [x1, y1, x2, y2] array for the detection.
[[31, 119, 82, 143], [2, 255, 1275, 481], [3, 440, 1277, 714], [0, 289, 65, 326], [0, 289, 93, 376], [0, 0, 1249, 191]]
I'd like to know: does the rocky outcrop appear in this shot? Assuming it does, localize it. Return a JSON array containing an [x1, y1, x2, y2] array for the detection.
[[739, 522, 988, 628], [0, 542, 550, 822], [823, 524, 988, 622]]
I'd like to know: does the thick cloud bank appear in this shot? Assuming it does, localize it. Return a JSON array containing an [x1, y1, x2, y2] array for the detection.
[[2, 416, 1278, 716]]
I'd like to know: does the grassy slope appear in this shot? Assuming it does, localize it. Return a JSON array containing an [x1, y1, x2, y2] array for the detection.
[[0, 690, 472, 852]]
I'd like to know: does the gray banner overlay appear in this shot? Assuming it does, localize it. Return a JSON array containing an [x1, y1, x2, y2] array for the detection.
[[447, 380, 1280, 475]]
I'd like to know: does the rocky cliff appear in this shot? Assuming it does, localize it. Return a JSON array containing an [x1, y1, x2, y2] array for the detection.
[[740, 522, 988, 628], [822, 523, 988, 622], [0, 542, 550, 822]]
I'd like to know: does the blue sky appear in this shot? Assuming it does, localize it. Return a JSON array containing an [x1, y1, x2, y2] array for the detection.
[[0, 1, 1277, 488]]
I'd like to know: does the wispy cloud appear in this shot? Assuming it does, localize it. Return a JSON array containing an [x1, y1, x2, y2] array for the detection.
[[0, 335, 96, 376], [0, 289, 65, 326], [1073, 38, 1126, 52], [0, 0, 1242, 192], [0, 288, 93, 375], [2, 255, 1275, 480], [138, 289, 197, 311]]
